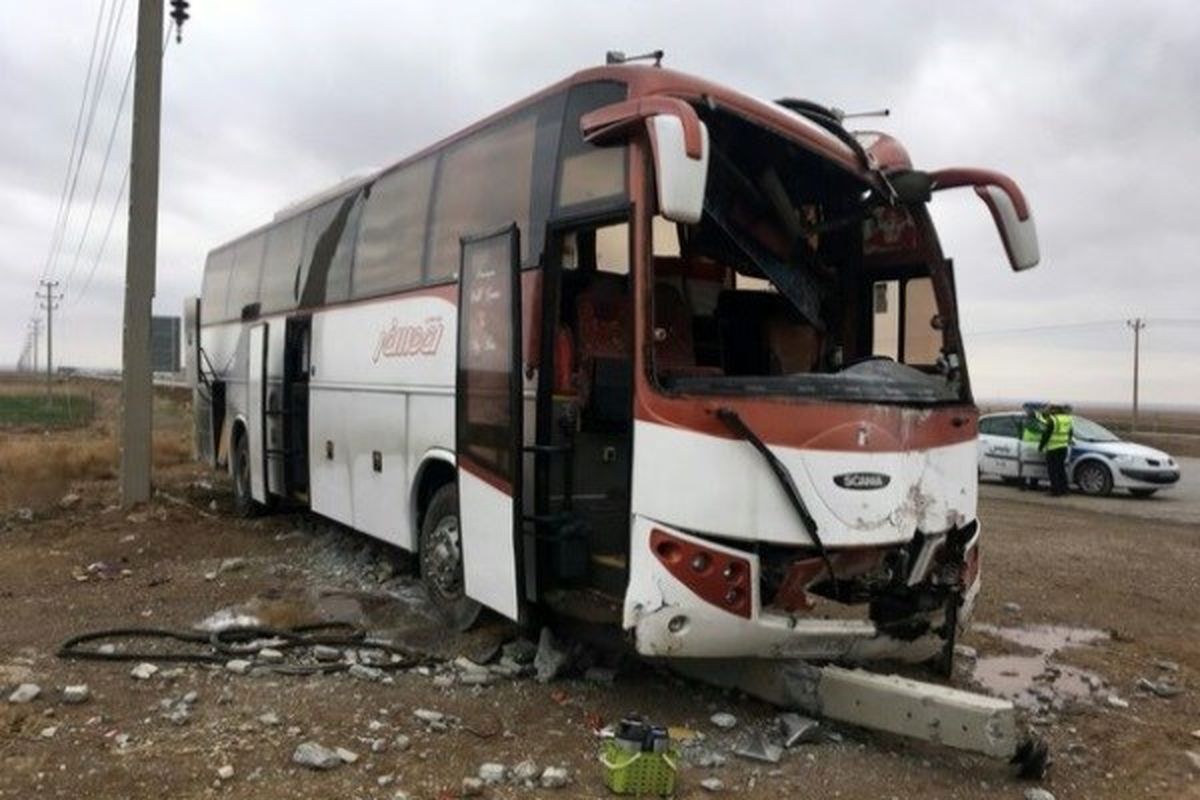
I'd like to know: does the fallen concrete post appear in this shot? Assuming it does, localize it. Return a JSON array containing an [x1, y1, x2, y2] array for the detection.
[[669, 658, 1037, 766]]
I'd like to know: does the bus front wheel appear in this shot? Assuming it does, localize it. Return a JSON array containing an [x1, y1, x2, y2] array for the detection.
[[419, 484, 482, 632]]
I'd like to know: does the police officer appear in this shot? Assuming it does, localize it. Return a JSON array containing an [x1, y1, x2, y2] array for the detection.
[[1038, 404, 1074, 496], [1018, 405, 1045, 491]]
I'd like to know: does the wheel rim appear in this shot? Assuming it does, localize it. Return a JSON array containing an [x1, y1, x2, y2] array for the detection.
[[423, 515, 463, 601], [1078, 464, 1105, 494]]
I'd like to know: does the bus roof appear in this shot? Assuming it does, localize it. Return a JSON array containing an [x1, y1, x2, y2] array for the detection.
[[208, 63, 877, 259]]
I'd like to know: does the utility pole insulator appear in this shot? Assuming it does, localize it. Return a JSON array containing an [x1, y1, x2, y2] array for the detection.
[[169, 0, 189, 43]]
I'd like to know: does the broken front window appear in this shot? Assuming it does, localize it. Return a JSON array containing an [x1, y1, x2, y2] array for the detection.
[[649, 108, 963, 404]]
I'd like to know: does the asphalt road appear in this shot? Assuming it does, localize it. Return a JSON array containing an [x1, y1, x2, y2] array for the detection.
[[980, 455, 1200, 527]]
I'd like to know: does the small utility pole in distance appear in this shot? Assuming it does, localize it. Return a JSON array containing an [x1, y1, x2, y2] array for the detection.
[[1126, 317, 1146, 432], [37, 280, 62, 395], [29, 318, 41, 373]]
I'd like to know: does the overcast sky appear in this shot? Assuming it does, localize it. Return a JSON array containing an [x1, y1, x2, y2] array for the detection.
[[2, 1, 1197, 408]]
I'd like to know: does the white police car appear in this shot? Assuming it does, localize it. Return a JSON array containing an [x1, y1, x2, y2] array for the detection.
[[977, 412, 1181, 497]]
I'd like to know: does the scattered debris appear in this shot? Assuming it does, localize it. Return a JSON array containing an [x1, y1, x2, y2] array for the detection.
[[535, 627, 569, 683], [348, 664, 384, 682], [502, 638, 538, 665], [62, 684, 90, 704], [778, 712, 821, 747], [733, 734, 782, 764], [511, 759, 539, 783], [312, 645, 342, 662], [539, 766, 570, 788], [334, 746, 359, 764], [709, 712, 738, 730], [216, 765, 234, 780], [1153, 659, 1180, 673], [1135, 677, 1183, 699], [59, 493, 81, 509], [225, 659, 252, 675], [16, 507, 34, 522], [700, 777, 725, 792], [258, 711, 280, 727], [130, 662, 158, 680], [8, 683, 41, 704], [1003, 602, 1022, 614], [954, 644, 979, 660], [257, 647, 284, 663], [1024, 789, 1056, 800], [1186, 751, 1200, 773], [478, 763, 506, 785], [413, 708, 444, 725], [461, 777, 484, 796], [39, 725, 58, 739], [292, 741, 344, 770], [1106, 694, 1129, 709]]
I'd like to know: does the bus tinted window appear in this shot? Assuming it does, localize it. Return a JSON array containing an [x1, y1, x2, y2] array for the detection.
[[225, 233, 267, 318], [302, 191, 364, 306], [555, 81, 627, 211], [259, 213, 307, 314], [427, 113, 538, 282], [200, 247, 234, 324], [353, 158, 435, 299]]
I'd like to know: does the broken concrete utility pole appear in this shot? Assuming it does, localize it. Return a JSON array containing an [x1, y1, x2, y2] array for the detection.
[[118, 0, 165, 506], [670, 658, 1047, 776]]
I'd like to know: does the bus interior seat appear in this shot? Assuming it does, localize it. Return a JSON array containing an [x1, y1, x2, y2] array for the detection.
[[573, 275, 632, 425], [653, 282, 723, 380]]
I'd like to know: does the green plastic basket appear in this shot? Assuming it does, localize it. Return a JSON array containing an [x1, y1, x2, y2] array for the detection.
[[600, 741, 679, 797]]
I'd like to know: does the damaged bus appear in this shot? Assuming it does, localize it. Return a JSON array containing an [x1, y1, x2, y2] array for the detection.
[[187, 62, 1039, 672]]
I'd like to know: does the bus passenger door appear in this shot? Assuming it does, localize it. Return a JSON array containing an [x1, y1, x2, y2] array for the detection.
[[246, 322, 269, 503], [455, 225, 524, 622]]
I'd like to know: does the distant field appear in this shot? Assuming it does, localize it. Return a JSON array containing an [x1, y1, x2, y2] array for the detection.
[[0, 392, 94, 429]]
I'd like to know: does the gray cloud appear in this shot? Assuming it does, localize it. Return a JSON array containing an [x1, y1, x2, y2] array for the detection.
[[2, 0, 1197, 406]]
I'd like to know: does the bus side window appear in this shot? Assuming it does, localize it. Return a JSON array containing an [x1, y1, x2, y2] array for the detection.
[[872, 280, 899, 360]]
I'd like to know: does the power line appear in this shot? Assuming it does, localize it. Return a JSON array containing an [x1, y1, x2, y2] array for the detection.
[[63, 39, 137, 293], [72, 20, 173, 307], [44, 0, 126, 283], [39, 0, 109, 283]]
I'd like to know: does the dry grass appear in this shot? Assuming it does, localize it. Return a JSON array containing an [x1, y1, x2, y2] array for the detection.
[[0, 376, 194, 512], [0, 432, 192, 511]]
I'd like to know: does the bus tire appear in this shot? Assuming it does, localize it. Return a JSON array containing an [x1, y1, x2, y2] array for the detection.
[[419, 483, 482, 632], [231, 429, 260, 518]]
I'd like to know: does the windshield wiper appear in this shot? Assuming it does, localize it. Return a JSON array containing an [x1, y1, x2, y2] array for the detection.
[[715, 407, 839, 591]]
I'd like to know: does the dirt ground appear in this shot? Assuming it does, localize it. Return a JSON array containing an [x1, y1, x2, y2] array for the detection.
[[2, 382, 1199, 799]]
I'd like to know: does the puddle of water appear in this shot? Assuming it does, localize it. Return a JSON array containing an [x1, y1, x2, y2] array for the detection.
[[969, 623, 1109, 710]]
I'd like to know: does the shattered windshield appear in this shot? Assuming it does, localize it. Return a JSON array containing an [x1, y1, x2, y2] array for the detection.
[[649, 108, 962, 404]]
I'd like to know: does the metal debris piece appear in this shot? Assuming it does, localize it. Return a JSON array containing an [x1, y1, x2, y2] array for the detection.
[[778, 712, 821, 747]]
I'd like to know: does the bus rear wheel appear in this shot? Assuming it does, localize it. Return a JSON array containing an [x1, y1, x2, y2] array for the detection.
[[419, 484, 482, 632], [231, 430, 260, 518]]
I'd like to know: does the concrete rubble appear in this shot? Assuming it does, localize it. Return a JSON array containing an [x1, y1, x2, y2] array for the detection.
[[7, 683, 41, 703], [1024, 789, 1056, 800], [292, 741, 344, 770], [478, 762, 506, 785], [710, 712, 738, 730], [539, 766, 570, 788], [534, 627, 570, 683], [700, 777, 725, 792], [62, 684, 90, 704], [130, 662, 158, 680]]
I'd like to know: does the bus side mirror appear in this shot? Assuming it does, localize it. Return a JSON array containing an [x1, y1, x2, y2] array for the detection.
[[580, 96, 709, 224], [647, 115, 709, 224], [929, 167, 1040, 271]]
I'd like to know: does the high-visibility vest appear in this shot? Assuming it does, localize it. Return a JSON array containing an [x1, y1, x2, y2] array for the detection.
[[1021, 416, 1044, 443], [1045, 414, 1072, 451]]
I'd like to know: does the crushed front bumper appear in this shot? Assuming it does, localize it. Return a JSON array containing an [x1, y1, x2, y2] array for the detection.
[[623, 516, 980, 662]]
